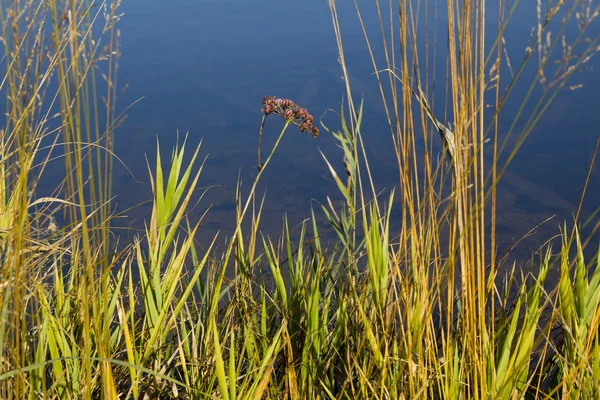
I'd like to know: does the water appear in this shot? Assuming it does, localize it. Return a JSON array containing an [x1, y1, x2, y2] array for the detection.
[[107, 0, 599, 260]]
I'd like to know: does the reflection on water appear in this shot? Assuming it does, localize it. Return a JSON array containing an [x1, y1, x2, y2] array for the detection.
[[106, 0, 599, 262]]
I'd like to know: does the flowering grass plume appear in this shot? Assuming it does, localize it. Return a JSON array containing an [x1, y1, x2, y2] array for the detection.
[[261, 96, 319, 138]]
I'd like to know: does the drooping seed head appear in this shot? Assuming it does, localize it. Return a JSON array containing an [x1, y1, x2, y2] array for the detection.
[[261, 96, 319, 138]]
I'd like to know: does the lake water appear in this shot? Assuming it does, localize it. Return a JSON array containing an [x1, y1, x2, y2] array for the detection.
[[106, 0, 599, 261]]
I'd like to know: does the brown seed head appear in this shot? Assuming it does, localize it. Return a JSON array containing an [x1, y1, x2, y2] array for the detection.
[[261, 96, 319, 138]]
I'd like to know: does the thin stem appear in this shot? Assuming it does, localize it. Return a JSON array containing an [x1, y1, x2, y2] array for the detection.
[[257, 114, 267, 171]]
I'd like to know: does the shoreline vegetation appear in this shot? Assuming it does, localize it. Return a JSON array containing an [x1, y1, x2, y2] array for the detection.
[[2, 0, 600, 398]]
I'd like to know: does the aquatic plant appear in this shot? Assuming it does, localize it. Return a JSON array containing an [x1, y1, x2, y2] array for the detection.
[[258, 96, 318, 170], [0, 0, 599, 398], [261, 96, 319, 138]]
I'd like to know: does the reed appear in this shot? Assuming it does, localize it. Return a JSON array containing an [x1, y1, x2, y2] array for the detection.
[[0, 0, 599, 398]]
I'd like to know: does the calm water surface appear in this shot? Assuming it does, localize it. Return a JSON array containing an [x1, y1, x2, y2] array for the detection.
[[108, 0, 600, 261]]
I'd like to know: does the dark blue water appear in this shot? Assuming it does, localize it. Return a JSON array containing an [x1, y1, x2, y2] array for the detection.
[[109, 0, 600, 258]]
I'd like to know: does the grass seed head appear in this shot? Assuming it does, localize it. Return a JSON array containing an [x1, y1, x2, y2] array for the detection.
[[261, 96, 319, 137]]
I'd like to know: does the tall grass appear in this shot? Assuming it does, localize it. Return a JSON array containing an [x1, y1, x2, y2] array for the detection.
[[1, 0, 600, 398]]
